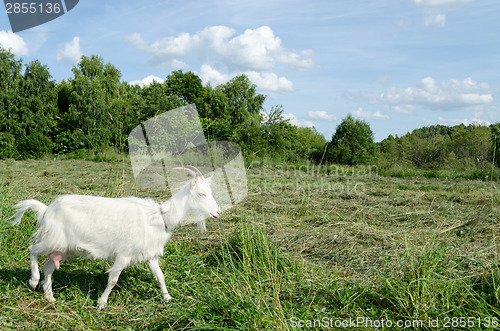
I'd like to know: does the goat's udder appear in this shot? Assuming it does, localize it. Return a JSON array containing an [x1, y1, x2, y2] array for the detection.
[[49, 252, 72, 270]]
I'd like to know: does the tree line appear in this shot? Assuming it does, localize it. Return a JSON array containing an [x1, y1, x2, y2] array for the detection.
[[0, 48, 326, 161], [1, 47, 499, 171], [380, 123, 500, 170], [327, 114, 500, 170]]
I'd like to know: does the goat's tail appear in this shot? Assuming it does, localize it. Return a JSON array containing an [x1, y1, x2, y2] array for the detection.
[[9, 199, 48, 226]]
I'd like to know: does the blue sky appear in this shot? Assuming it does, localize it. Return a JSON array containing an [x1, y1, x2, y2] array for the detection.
[[1, 0, 499, 141]]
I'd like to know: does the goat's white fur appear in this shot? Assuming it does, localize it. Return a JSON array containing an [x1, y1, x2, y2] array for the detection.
[[9, 166, 220, 310]]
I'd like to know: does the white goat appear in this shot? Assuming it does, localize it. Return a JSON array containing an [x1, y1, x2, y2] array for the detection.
[[9, 165, 220, 310]]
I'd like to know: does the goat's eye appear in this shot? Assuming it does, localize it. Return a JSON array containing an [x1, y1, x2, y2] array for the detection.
[[198, 193, 206, 197]]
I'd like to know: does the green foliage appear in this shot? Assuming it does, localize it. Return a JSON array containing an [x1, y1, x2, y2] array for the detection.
[[0, 48, 326, 163], [57, 55, 122, 151], [53, 129, 86, 155], [380, 123, 495, 172], [327, 114, 376, 165], [164, 69, 204, 105], [0, 48, 23, 137], [492, 123, 500, 167], [0, 49, 57, 159], [295, 126, 328, 162], [18, 132, 53, 158], [0, 132, 16, 159], [220, 75, 265, 116], [8, 47, 499, 174], [261, 106, 327, 161], [136, 81, 183, 120]]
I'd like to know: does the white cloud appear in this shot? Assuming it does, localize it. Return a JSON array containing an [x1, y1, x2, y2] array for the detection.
[[127, 26, 312, 93], [412, 0, 472, 28], [308, 111, 337, 121], [129, 75, 164, 87], [412, 0, 473, 7], [225, 26, 281, 70], [0, 30, 28, 56], [126, 32, 193, 68], [220, 26, 314, 71], [199, 64, 230, 86], [352, 108, 390, 120], [436, 117, 491, 126], [126, 25, 314, 72], [282, 113, 315, 127], [198, 64, 294, 93], [125, 33, 149, 50], [244, 71, 293, 93], [369, 77, 494, 113], [198, 25, 235, 49], [56, 37, 82, 64], [424, 11, 446, 27]]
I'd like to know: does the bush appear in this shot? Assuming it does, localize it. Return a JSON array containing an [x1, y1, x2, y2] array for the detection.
[[327, 114, 376, 165], [53, 130, 86, 155], [18, 132, 53, 159], [0, 132, 16, 159]]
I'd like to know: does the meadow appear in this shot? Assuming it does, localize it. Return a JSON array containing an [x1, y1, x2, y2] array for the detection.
[[0, 157, 499, 330]]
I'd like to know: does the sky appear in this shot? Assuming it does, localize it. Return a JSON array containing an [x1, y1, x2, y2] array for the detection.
[[0, 0, 499, 141]]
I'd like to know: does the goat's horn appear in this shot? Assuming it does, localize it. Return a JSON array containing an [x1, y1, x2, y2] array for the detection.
[[173, 167, 197, 178], [185, 165, 205, 179]]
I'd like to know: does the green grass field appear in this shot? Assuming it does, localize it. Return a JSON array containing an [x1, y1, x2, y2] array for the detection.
[[0, 158, 499, 330]]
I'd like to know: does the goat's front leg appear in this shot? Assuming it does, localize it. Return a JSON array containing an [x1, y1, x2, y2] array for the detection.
[[42, 259, 56, 303], [148, 258, 171, 302], [197, 216, 206, 232], [97, 256, 130, 310]]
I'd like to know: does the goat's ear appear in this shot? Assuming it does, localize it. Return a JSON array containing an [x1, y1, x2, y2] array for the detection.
[[190, 175, 205, 189], [206, 174, 214, 183], [190, 177, 200, 189]]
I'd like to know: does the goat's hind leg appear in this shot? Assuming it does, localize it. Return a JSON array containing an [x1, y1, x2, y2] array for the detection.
[[41, 259, 57, 303], [28, 245, 40, 290]]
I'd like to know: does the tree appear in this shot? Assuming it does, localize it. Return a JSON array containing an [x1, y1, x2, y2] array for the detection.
[[219, 75, 265, 122], [199, 75, 266, 147], [327, 114, 376, 165], [261, 105, 292, 156], [0, 48, 57, 158], [137, 81, 183, 120], [0, 48, 23, 158], [55, 55, 123, 153], [292, 126, 327, 162], [491, 123, 500, 167], [164, 70, 204, 106], [16, 60, 57, 157]]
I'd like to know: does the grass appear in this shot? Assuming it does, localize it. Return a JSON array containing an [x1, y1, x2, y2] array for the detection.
[[0, 158, 499, 330], [380, 164, 500, 181]]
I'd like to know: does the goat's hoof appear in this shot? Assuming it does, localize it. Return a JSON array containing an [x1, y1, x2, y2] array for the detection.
[[44, 294, 56, 303], [28, 279, 39, 290], [164, 295, 172, 302], [97, 302, 106, 311]]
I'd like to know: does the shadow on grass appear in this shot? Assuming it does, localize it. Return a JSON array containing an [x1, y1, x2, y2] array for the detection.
[[0, 265, 105, 302], [0, 261, 160, 305], [0, 266, 31, 287]]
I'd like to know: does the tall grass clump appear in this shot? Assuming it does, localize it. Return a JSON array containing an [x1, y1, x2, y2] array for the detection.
[[379, 239, 500, 322], [203, 222, 300, 329], [0, 185, 36, 263]]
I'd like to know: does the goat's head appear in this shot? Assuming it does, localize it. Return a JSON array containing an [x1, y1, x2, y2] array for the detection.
[[174, 165, 221, 225]]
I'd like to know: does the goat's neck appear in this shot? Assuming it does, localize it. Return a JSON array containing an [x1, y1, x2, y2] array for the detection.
[[160, 183, 192, 230]]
